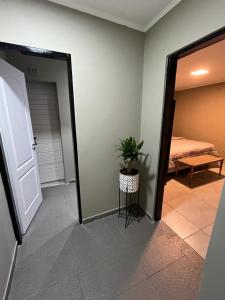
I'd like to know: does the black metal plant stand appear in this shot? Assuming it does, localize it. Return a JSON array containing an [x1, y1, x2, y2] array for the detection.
[[118, 186, 140, 228]]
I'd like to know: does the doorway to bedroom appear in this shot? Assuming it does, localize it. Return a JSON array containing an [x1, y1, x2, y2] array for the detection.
[[156, 29, 225, 259]]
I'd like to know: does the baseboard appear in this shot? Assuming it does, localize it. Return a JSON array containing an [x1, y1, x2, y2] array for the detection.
[[82, 205, 154, 224], [143, 209, 155, 223], [41, 179, 76, 189], [83, 206, 126, 224], [4, 242, 18, 300]]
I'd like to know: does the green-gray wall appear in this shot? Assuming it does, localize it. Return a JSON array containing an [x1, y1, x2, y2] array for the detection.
[[198, 183, 225, 299], [0, 0, 144, 219], [140, 0, 225, 218], [1, 0, 225, 298], [141, 1, 225, 297], [0, 175, 16, 299]]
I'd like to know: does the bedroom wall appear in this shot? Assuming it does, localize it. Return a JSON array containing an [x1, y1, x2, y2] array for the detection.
[[0, 0, 144, 219], [173, 82, 225, 158]]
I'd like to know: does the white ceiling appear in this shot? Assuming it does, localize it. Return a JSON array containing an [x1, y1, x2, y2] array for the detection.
[[48, 0, 181, 32], [176, 39, 225, 91]]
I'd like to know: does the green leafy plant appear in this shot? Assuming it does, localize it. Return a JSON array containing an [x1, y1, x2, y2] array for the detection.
[[115, 137, 144, 174]]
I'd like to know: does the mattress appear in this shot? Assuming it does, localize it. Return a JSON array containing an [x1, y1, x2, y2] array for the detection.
[[168, 137, 218, 172]]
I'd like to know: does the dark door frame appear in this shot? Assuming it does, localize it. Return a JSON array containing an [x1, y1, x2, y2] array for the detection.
[[0, 42, 83, 244], [154, 26, 225, 221]]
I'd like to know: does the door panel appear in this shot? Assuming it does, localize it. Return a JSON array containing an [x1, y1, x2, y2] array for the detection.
[[3, 82, 33, 166], [26, 81, 65, 184], [20, 167, 39, 212], [0, 58, 42, 234]]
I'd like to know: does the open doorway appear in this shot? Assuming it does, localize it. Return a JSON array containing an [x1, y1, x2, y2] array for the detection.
[[155, 27, 225, 258], [0, 43, 82, 244]]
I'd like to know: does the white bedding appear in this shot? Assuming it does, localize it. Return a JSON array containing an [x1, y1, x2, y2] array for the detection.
[[168, 137, 218, 172]]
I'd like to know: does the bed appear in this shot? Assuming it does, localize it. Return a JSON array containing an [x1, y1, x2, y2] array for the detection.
[[168, 137, 219, 173]]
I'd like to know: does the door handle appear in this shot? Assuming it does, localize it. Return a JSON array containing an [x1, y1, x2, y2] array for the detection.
[[32, 136, 37, 150]]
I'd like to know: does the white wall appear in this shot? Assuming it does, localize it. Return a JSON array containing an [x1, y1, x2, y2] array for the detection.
[[6, 53, 76, 182], [0, 174, 16, 300], [140, 0, 225, 218], [0, 0, 144, 219]]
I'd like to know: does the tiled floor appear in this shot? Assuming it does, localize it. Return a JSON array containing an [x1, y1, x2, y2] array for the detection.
[[9, 185, 203, 299], [162, 165, 224, 258]]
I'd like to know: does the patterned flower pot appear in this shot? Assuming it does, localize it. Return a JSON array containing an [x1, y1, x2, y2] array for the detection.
[[119, 168, 139, 193]]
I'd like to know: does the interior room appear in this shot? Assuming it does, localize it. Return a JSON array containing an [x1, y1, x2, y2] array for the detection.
[[0, 48, 79, 240], [1, 0, 225, 300], [162, 38, 225, 258]]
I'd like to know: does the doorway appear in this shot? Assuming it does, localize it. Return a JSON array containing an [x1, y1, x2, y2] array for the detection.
[[154, 28, 225, 257], [0, 42, 82, 244]]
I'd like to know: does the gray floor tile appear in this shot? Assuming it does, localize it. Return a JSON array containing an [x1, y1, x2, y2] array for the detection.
[[140, 235, 186, 276], [149, 254, 203, 300], [9, 182, 204, 300], [25, 279, 83, 300], [9, 254, 57, 300], [79, 253, 148, 300], [114, 278, 161, 300], [116, 247, 203, 300]]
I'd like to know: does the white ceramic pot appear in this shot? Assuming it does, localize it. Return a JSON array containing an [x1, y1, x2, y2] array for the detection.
[[119, 169, 139, 193]]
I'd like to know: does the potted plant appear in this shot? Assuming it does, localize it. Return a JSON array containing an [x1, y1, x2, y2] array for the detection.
[[116, 137, 144, 193]]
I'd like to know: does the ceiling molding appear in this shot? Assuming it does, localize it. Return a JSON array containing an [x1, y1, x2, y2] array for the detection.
[[143, 0, 182, 32], [48, 0, 145, 31], [48, 0, 182, 32]]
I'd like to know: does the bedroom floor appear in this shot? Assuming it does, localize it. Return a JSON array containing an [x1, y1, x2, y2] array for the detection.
[[162, 164, 225, 258]]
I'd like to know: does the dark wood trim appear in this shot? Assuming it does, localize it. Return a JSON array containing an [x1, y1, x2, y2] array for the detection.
[[154, 26, 225, 221], [0, 42, 69, 60], [66, 55, 83, 223], [0, 135, 22, 245], [171, 27, 225, 59], [154, 56, 177, 221], [0, 41, 83, 244]]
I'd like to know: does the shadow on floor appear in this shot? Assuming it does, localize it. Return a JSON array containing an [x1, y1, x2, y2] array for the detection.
[[173, 170, 225, 188]]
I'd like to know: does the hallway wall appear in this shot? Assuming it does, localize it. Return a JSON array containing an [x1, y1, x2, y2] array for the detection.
[[140, 0, 225, 218], [0, 174, 16, 299], [0, 0, 144, 219]]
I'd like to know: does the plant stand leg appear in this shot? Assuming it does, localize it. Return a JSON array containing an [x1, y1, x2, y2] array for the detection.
[[129, 194, 132, 213], [137, 188, 140, 223], [118, 187, 121, 218], [125, 187, 128, 228]]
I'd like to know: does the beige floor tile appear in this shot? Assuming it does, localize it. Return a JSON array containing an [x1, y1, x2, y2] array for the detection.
[[171, 196, 216, 230], [163, 210, 198, 239], [162, 170, 222, 255], [203, 224, 214, 236], [168, 193, 199, 210], [163, 181, 192, 203], [185, 231, 210, 258], [161, 203, 173, 218], [193, 184, 222, 209]]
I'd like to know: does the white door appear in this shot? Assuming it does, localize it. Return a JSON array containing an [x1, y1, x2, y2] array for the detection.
[[0, 58, 43, 234]]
